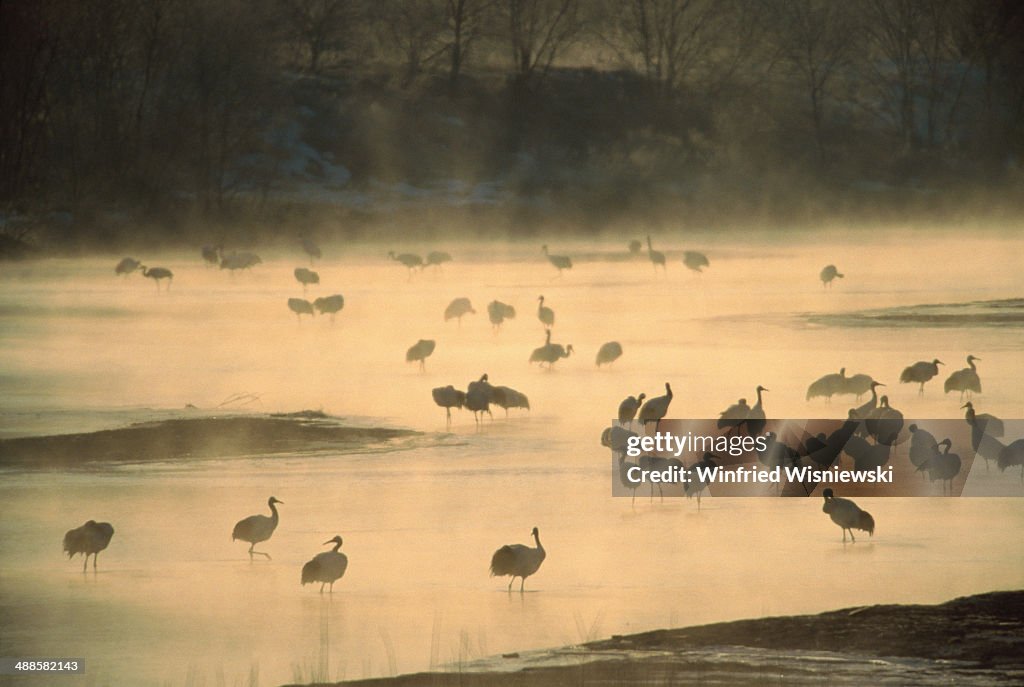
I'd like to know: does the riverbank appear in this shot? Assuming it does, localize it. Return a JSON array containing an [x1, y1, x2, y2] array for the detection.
[[304, 590, 1024, 686]]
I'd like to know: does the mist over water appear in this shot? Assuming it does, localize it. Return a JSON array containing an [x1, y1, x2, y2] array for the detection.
[[1, 231, 1023, 686]]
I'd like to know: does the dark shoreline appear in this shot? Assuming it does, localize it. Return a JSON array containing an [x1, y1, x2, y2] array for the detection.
[[0, 414, 420, 468], [299, 590, 1024, 686]]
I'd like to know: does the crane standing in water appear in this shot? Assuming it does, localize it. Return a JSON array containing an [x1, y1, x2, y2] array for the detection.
[[301, 536, 348, 593], [820, 264, 844, 287], [595, 341, 623, 367], [537, 296, 555, 330], [63, 520, 115, 572], [541, 245, 572, 276], [646, 235, 666, 272], [140, 265, 173, 290], [618, 393, 645, 425], [821, 489, 874, 543], [232, 496, 282, 560], [639, 382, 673, 431], [900, 358, 944, 394], [490, 527, 546, 592], [945, 355, 982, 400]]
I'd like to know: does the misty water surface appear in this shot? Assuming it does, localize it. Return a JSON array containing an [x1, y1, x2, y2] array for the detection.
[[1, 231, 1023, 686]]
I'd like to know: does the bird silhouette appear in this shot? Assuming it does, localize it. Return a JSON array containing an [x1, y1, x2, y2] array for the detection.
[[201, 245, 222, 266], [900, 359, 943, 394], [639, 383, 673, 431], [851, 381, 885, 422], [962, 402, 1005, 472], [919, 438, 961, 494], [139, 265, 173, 290], [288, 297, 315, 321], [747, 386, 768, 436], [961, 402, 1004, 437], [313, 294, 344, 321], [945, 355, 982, 400], [842, 434, 892, 471], [425, 251, 452, 269], [821, 488, 874, 543], [63, 520, 115, 572], [820, 264, 844, 287], [406, 339, 436, 371], [220, 251, 262, 271], [865, 395, 903, 446], [432, 385, 466, 425], [444, 298, 476, 326], [537, 296, 555, 330], [466, 374, 493, 423], [232, 496, 282, 560], [595, 342, 623, 367], [115, 257, 140, 276], [301, 536, 348, 593], [301, 236, 321, 264], [718, 398, 751, 435], [646, 235, 666, 272], [998, 439, 1024, 481], [618, 393, 646, 425], [490, 527, 546, 592], [628, 239, 642, 255], [686, 453, 718, 509], [541, 245, 572, 276], [602, 425, 639, 458], [908, 424, 940, 474], [491, 386, 530, 416], [683, 251, 709, 273], [529, 331, 574, 369], [807, 368, 847, 401], [389, 251, 424, 279], [487, 300, 516, 330], [294, 267, 320, 292], [843, 372, 877, 400]]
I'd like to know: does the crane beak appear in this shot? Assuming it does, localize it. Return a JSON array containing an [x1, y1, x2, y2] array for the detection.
[[960, 403, 970, 409]]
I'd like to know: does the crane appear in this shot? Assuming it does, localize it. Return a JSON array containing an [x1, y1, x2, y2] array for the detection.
[[595, 342, 623, 367], [232, 496, 282, 560], [821, 489, 874, 543], [541, 245, 572, 276], [301, 536, 348, 593], [899, 359, 943, 394], [945, 355, 982, 400], [63, 520, 115, 572], [490, 527, 546, 592], [406, 339, 436, 371]]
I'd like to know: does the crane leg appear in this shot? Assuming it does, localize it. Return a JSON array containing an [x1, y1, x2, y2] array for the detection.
[[507, 578, 514, 592], [83, 556, 88, 573], [520, 578, 526, 593]]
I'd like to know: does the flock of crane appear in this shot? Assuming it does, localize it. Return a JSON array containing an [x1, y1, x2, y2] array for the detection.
[[90, 235, 1021, 595], [64, 494, 546, 593]]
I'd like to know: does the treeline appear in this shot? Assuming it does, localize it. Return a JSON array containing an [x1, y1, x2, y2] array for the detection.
[[2, 0, 1023, 241]]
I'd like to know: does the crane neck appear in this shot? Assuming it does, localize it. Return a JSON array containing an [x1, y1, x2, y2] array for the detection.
[[755, 387, 764, 407], [269, 501, 279, 521], [968, 358, 977, 371], [331, 540, 342, 552], [533, 531, 544, 552]]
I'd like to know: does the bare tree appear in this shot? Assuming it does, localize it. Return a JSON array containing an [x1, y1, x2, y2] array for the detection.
[[278, 0, 356, 74], [503, 0, 582, 89], [599, 0, 727, 100], [764, 0, 859, 162], [373, 0, 448, 87], [444, 0, 495, 93], [0, 0, 61, 201]]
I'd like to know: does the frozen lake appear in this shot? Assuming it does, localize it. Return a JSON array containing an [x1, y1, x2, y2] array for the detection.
[[1, 231, 1023, 686]]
